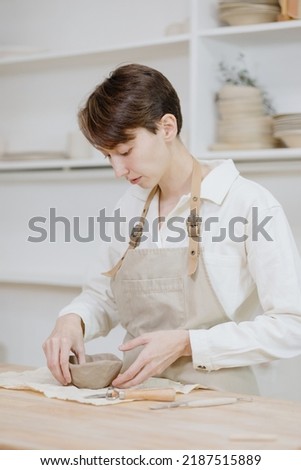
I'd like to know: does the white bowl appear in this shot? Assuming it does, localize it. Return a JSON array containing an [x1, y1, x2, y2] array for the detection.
[[218, 102, 264, 112], [274, 113, 301, 117], [219, 109, 265, 120], [219, 115, 273, 131], [273, 113, 301, 121], [219, 3, 280, 12], [218, 85, 261, 100], [218, 95, 263, 104], [220, 9, 279, 25], [220, 0, 279, 4], [273, 123, 301, 132], [210, 140, 276, 151], [274, 130, 301, 148], [217, 128, 274, 144]]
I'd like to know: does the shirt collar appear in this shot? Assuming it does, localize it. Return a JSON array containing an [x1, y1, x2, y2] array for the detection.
[[200, 159, 239, 205], [131, 159, 239, 206]]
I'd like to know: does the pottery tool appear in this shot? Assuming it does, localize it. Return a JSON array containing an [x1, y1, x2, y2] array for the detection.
[[149, 396, 251, 410], [85, 387, 176, 402]]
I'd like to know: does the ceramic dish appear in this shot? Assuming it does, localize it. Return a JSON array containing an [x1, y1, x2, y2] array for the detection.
[[220, 10, 279, 25], [274, 130, 301, 148], [69, 353, 123, 389], [220, 0, 279, 4]]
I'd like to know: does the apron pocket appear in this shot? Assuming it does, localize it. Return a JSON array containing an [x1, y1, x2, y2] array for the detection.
[[116, 277, 186, 338]]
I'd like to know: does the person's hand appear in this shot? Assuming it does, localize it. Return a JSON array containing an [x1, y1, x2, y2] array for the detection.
[[42, 313, 86, 385], [112, 330, 192, 388]]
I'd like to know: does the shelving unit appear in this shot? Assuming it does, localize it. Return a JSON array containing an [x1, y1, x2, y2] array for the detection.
[[201, 147, 301, 162], [190, 0, 301, 156], [1, 0, 301, 168], [199, 17, 301, 37], [0, 158, 110, 172], [0, 35, 190, 71], [1, 147, 301, 174], [0, 0, 190, 160]]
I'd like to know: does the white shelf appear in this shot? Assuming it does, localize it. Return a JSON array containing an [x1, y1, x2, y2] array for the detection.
[[199, 19, 301, 38], [200, 147, 301, 162], [0, 158, 111, 172], [0, 273, 83, 288], [0, 35, 190, 70], [1, 149, 301, 173]]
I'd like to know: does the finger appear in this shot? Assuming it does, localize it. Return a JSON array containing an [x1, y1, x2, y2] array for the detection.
[[59, 340, 74, 384], [113, 363, 154, 388], [43, 339, 68, 385], [119, 335, 149, 351], [75, 346, 86, 365], [112, 357, 146, 387]]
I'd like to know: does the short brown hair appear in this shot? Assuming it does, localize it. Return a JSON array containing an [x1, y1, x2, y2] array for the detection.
[[78, 63, 182, 149]]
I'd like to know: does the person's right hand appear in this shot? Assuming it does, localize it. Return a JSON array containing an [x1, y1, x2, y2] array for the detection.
[[43, 313, 86, 385]]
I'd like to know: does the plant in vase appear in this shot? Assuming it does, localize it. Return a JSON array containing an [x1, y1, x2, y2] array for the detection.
[[217, 53, 275, 115], [210, 53, 277, 151]]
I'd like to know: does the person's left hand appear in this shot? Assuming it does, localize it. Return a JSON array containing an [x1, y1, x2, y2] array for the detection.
[[111, 330, 192, 388]]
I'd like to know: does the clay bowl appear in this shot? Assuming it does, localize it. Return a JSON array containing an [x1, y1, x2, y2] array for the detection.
[[69, 353, 123, 389]]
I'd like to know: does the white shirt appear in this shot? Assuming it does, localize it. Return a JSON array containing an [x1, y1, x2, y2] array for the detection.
[[59, 159, 301, 374]]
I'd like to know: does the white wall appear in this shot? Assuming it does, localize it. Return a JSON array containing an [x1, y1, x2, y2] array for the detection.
[[0, 170, 128, 366], [0, 283, 125, 367], [0, 170, 128, 283], [0, 0, 189, 50]]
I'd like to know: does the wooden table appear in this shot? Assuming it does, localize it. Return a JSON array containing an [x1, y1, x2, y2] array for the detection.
[[0, 364, 301, 450]]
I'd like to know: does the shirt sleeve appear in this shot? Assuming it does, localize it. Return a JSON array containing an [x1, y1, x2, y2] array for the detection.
[[189, 204, 301, 371]]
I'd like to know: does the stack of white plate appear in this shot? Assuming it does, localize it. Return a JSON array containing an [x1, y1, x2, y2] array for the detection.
[[210, 84, 276, 151], [218, 0, 281, 26], [273, 113, 301, 148]]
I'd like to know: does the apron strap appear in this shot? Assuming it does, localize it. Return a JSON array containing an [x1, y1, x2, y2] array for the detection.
[[187, 159, 202, 276], [103, 158, 203, 278], [102, 185, 159, 278]]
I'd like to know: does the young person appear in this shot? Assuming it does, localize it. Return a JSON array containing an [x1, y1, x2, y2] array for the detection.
[[43, 64, 301, 397]]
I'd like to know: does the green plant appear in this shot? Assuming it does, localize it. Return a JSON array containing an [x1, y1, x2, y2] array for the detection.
[[218, 53, 276, 115]]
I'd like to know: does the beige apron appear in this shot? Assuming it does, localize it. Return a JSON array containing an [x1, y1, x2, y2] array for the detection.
[[105, 159, 259, 394]]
